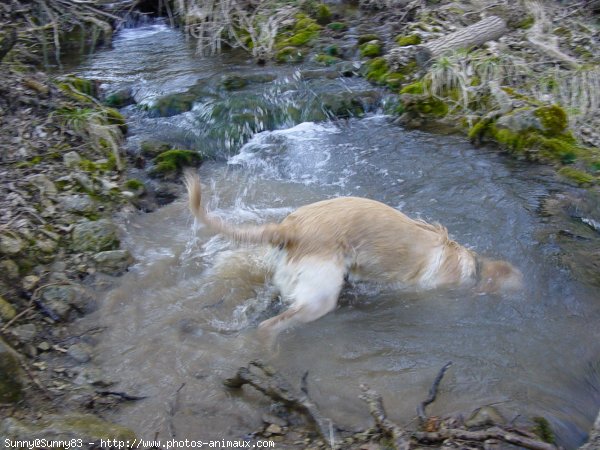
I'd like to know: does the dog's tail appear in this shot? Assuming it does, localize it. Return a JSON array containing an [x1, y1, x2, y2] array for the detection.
[[184, 170, 291, 247]]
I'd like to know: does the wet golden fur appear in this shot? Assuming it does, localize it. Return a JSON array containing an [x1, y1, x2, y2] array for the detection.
[[184, 171, 522, 338]]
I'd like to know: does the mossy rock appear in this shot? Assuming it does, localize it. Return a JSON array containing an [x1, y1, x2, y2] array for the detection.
[[357, 34, 380, 45], [400, 93, 448, 118], [149, 92, 196, 117], [123, 178, 144, 192], [327, 22, 347, 32], [395, 34, 421, 46], [275, 46, 305, 63], [315, 3, 332, 25], [140, 140, 172, 157], [324, 44, 340, 56], [359, 42, 383, 58], [400, 81, 424, 94], [276, 14, 321, 49], [362, 57, 389, 83], [220, 74, 248, 91], [71, 219, 120, 252], [151, 150, 203, 178], [516, 15, 535, 29], [384, 73, 405, 90], [315, 53, 341, 66], [558, 167, 595, 186], [103, 107, 128, 134], [0, 338, 24, 403], [104, 87, 134, 108], [534, 104, 568, 136]]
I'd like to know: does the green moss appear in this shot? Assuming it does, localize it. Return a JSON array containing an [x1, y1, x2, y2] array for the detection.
[[151, 92, 196, 117], [324, 44, 340, 56], [537, 136, 578, 163], [468, 119, 491, 141], [534, 104, 568, 136], [395, 34, 421, 46], [152, 150, 203, 175], [384, 73, 405, 90], [124, 179, 144, 191], [357, 34, 380, 45], [414, 97, 448, 116], [360, 42, 382, 58], [363, 57, 389, 84], [314, 54, 340, 66], [140, 141, 172, 157], [558, 167, 595, 185], [516, 15, 535, 29], [276, 15, 321, 49], [315, 3, 332, 25], [327, 22, 347, 32], [103, 107, 127, 134], [400, 81, 424, 94], [275, 46, 304, 63], [14, 155, 42, 168]]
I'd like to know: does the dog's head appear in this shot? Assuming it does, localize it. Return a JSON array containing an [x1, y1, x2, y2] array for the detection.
[[477, 258, 523, 294]]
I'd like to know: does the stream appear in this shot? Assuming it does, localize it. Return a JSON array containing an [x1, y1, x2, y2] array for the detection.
[[72, 22, 600, 448]]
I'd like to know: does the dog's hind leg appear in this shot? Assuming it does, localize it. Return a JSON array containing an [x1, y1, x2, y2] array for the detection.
[[258, 257, 345, 339]]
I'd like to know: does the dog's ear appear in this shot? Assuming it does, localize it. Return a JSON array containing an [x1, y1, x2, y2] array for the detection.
[[478, 259, 523, 293]]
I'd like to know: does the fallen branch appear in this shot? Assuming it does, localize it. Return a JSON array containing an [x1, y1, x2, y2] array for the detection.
[[412, 427, 558, 450], [224, 360, 338, 446], [417, 361, 452, 424], [359, 384, 412, 450]]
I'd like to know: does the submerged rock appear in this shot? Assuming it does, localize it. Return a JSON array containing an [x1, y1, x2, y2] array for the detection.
[[104, 87, 135, 108], [71, 219, 120, 252], [11, 323, 37, 343], [67, 343, 93, 363], [465, 406, 506, 428], [92, 250, 133, 275], [0, 338, 24, 403]]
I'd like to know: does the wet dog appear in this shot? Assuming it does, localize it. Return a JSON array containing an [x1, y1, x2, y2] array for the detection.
[[184, 171, 522, 339]]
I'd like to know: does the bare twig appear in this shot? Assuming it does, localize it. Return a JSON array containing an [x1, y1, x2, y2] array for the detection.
[[359, 384, 412, 450], [417, 361, 452, 423], [413, 427, 558, 450], [224, 360, 338, 445]]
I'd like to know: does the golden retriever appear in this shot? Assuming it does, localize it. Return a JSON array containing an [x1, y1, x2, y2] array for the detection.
[[184, 171, 522, 338]]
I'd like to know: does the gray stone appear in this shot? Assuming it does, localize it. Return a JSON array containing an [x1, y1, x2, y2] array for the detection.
[[262, 413, 287, 427], [39, 285, 81, 321], [0, 260, 19, 279], [72, 220, 120, 252], [72, 173, 95, 192], [495, 108, 542, 134], [92, 250, 133, 275], [0, 295, 16, 321], [0, 233, 25, 255], [61, 194, 96, 214], [22, 274, 40, 291], [11, 323, 37, 343], [28, 174, 58, 196], [63, 151, 82, 169], [465, 406, 506, 428], [74, 367, 114, 387], [67, 343, 92, 363], [0, 338, 24, 403]]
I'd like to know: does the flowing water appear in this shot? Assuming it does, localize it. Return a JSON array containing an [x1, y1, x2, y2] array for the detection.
[[73, 23, 600, 447]]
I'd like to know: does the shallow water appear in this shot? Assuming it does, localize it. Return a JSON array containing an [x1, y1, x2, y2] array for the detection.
[[74, 24, 600, 448]]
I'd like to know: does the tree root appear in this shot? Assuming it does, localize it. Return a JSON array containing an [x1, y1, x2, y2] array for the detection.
[[224, 360, 338, 447]]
